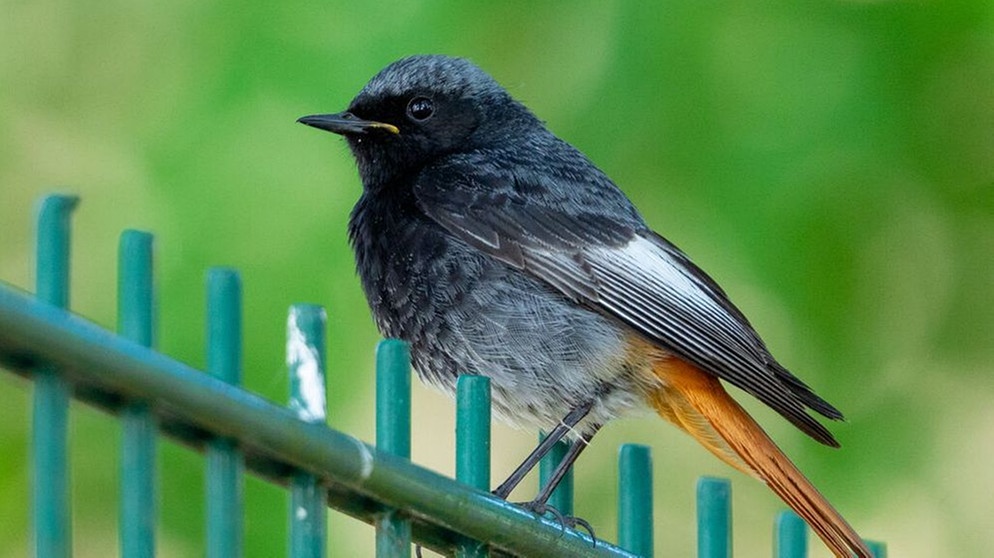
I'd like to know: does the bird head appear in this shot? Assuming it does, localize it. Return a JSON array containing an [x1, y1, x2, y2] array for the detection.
[[299, 55, 539, 188]]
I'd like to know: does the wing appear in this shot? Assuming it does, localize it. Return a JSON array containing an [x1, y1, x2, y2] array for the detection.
[[414, 154, 843, 446]]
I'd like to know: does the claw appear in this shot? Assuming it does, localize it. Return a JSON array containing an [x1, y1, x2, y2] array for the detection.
[[516, 500, 597, 545], [570, 516, 597, 545]]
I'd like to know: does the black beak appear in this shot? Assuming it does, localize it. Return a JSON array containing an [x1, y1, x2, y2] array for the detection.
[[297, 111, 400, 135]]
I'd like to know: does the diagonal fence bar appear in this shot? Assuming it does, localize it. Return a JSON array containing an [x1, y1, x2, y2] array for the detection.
[[2, 195, 887, 558], [0, 284, 635, 557]]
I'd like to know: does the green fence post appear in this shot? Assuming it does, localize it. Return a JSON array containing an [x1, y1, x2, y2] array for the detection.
[[376, 339, 411, 558], [31, 194, 78, 558], [866, 540, 887, 557], [287, 304, 328, 558], [0, 280, 665, 558], [697, 477, 731, 558], [539, 436, 573, 517], [206, 269, 244, 558], [455, 375, 491, 558], [774, 510, 805, 558], [119, 230, 157, 558], [618, 444, 653, 557]]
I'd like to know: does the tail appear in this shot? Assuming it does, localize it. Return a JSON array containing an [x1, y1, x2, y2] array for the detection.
[[649, 357, 872, 558]]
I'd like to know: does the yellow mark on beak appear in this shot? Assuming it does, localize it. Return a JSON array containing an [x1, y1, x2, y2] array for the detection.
[[370, 122, 400, 135]]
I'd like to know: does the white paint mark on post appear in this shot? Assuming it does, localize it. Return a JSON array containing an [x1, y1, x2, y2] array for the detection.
[[287, 306, 327, 423]]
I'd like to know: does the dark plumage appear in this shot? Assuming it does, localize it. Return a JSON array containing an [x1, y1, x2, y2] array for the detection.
[[299, 55, 869, 558]]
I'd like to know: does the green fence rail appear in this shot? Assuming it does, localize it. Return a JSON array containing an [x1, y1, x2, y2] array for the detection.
[[0, 195, 887, 557]]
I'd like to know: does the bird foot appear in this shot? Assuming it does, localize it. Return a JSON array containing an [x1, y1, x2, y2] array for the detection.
[[517, 500, 597, 544]]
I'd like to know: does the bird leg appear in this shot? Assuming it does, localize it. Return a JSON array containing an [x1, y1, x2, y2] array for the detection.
[[525, 423, 600, 513], [521, 423, 602, 541], [492, 401, 592, 499]]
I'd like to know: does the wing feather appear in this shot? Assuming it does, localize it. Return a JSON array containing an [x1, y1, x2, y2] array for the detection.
[[415, 156, 842, 445]]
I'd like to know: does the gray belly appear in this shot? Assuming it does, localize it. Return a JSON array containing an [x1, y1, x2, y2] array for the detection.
[[366, 237, 652, 434]]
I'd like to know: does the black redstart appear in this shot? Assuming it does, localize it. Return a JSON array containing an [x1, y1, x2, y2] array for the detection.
[[299, 55, 870, 558]]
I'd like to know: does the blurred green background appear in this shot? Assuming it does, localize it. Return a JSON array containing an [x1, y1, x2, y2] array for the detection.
[[2, 2, 992, 556]]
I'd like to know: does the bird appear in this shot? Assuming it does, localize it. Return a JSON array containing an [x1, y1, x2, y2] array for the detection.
[[299, 54, 871, 558]]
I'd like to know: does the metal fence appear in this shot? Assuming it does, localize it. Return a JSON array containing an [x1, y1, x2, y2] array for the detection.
[[0, 195, 887, 557]]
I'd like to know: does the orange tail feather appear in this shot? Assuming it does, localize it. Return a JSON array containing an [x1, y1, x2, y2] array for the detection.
[[649, 357, 871, 558]]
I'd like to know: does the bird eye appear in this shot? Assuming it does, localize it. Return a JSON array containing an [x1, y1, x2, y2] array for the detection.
[[406, 96, 434, 121]]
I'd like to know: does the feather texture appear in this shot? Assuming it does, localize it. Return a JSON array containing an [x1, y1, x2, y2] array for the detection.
[[649, 357, 871, 558], [415, 152, 843, 445]]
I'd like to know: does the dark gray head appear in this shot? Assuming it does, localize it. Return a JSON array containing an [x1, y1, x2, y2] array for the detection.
[[299, 55, 541, 187]]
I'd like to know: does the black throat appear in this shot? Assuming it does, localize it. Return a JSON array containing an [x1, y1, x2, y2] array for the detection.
[[347, 178, 452, 339]]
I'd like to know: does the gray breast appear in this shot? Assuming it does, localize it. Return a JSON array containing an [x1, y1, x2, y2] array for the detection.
[[351, 192, 653, 434]]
